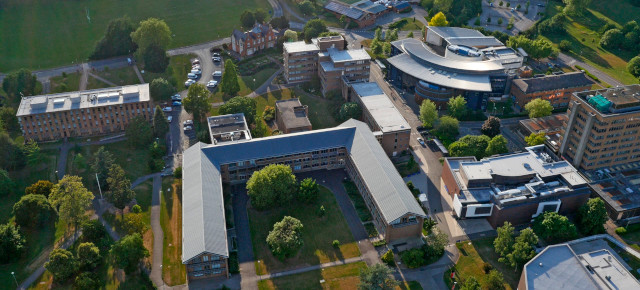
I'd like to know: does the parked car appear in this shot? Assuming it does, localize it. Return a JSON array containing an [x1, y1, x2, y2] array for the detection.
[[192, 59, 200, 65], [191, 69, 202, 76], [171, 94, 181, 101], [183, 125, 193, 131], [127, 58, 133, 65], [172, 101, 182, 106], [417, 137, 426, 147], [185, 79, 196, 87], [212, 71, 222, 77], [192, 64, 201, 70], [207, 80, 218, 88], [537, 3, 545, 7], [212, 56, 221, 62], [187, 73, 197, 79], [162, 106, 172, 112], [212, 52, 220, 57], [183, 120, 194, 126], [167, 116, 173, 122]]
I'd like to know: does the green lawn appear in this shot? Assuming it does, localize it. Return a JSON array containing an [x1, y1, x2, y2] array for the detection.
[[539, 2, 639, 85], [95, 66, 141, 87], [390, 18, 425, 31], [0, 0, 271, 71], [250, 186, 361, 275], [160, 177, 186, 286], [258, 261, 368, 290], [241, 67, 279, 92], [395, 161, 419, 177], [49, 73, 82, 93], [444, 240, 514, 290]]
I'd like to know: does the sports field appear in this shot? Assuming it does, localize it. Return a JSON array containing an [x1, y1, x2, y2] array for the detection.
[[0, 0, 271, 71]]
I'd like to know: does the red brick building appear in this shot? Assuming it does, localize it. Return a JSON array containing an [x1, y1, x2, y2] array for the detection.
[[231, 23, 278, 57], [511, 72, 593, 109]]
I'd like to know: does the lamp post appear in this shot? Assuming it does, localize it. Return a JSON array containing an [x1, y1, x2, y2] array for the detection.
[[11, 271, 18, 287]]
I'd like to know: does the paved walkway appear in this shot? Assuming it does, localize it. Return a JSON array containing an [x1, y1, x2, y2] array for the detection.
[[149, 174, 165, 288], [79, 63, 89, 90], [557, 52, 624, 87], [133, 64, 145, 84]]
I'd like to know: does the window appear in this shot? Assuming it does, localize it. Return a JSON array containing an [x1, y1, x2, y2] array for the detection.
[[203, 256, 209, 262]]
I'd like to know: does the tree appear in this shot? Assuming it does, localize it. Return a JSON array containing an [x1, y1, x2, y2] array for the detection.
[[374, 27, 382, 41], [303, 19, 328, 42], [221, 59, 240, 97], [153, 106, 170, 138], [388, 29, 399, 42], [284, 29, 298, 42], [558, 40, 572, 52], [90, 17, 137, 60], [124, 213, 148, 235], [433, 116, 459, 141], [0, 132, 25, 170], [219, 96, 258, 124], [424, 228, 448, 258], [24, 138, 45, 167], [451, 135, 491, 160], [563, 0, 592, 15], [240, 10, 256, 28], [447, 95, 467, 119], [419, 99, 438, 128], [125, 115, 153, 149], [255, 8, 268, 23], [298, 178, 319, 203], [486, 270, 506, 290], [270, 16, 290, 30], [481, 116, 501, 137], [82, 219, 108, 246], [90, 147, 115, 191], [266, 216, 304, 258], [49, 175, 95, 232], [77, 242, 101, 269], [110, 233, 149, 274], [2, 68, 38, 103], [448, 141, 474, 158], [339, 102, 362, 121], [106, 164, 136, 215], [429, 12, 449, 27], [13, 194, 56, 228], [25, 180, 54, 197], [628, 56, 640, 78], [486, 135, 508, 156], [507, 36, 554, 59], [131, 18, 172, 53], [263, 105, 276, 122], [0, 107, 20, 133], [600, 28, 624, 49], [400, 248, 426, 268], [577, 198, 608, 235], [184, 83, 211, 123], [299, 0, 315, 15], [246, 164, 297, 210], [460, 277, 481, 290], [0, 222, 25, 263], [525, 132, 546, 146], [497, 18, 503, 26], [149, 78, 174, 101], [45, 249, 77, 282], [0, 169, 14, 196], [506, 228, 538, 268], [532, 211, 578, 243], [142, 44, 169, 73], [494, 221, 515, 261], [75, 272, 100, 290], [408, 31, 414, 38], [358, 263, 399, 290], [524, 99, 553, 118]]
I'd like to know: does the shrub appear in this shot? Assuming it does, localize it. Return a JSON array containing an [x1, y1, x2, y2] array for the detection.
[[373, 240, 387, 247], [558, 40, 572, 52], [332, 240, 341, 248], [483, 262, 493, 274], [131, 204, 142, 214], [615, 227, 627, 235], [382, 249, 395, 266], [400, 248, 426, 268], [263, 105, 276, 122]]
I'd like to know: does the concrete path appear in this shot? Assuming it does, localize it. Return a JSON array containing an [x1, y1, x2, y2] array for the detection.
[[149, 174, 166, 288], [277, 0, 305, 22], [79, 63, 89, 90], [87, 71, 118, 86], [133, 64, 145, 84], [259, 256, 365, 280]]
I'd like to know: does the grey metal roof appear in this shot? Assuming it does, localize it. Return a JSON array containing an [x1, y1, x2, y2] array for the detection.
[[512, 72, 594, 94], [428, 27, 484, 39], [446, 36, 504, 48], [351, 82, 411, 133], [182, 143, 228, 263], [325, 1, 364, 20], [387, 53, 492, 92], [182, 120, 426, 262]]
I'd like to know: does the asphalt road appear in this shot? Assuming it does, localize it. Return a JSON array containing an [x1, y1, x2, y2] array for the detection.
[[557, 52, 624, 87]]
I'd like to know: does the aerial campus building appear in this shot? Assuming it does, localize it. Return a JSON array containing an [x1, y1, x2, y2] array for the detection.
[[182, 119, 426, 280], [16, 84, 152, 141], [387, 27, 524, 110], [442, 145, 590, 228]]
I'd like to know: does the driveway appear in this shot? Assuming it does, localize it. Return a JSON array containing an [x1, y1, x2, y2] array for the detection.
[[231, 186, 259, 289]]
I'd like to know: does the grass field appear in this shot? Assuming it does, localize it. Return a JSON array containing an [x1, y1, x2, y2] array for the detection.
[[539, 2, 640, 85], [444, 238, 518, 289], [160, 177, 186, 286], [249, 186, 360, 275], [241, 67, 279, 92], [95, 66, 141, 87], [391, 18, 425, 31], [0, 0, 271, 71]]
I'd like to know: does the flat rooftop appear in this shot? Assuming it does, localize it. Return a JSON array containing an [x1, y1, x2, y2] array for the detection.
[[524, 244, 640, 290], [17, 83, 150, 117], [283, 41, 319, 53], [520, 114, 568, 134], [575, 84, 640, 114], [275, 98, 312, 130], [351, 82, 410, 133], [207, 113, 251, 145], [327, 47, 371, 63], [591, 170, 640, 212]]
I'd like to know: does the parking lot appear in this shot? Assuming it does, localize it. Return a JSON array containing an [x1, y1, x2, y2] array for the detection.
[[470, 0, 548, 35]]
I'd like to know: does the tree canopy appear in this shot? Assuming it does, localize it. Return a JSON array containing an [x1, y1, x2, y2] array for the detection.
[[153, 105, 170, 138], [90, 17, 137, 60], [266, 216, 304, 259], [77, 242, 101, 269], [49, 175, 95, 231], [628, 56, 640, 79], [240, 10, 256, 28], [246, 164, 297, 210], [494, 221, 515, 261], [563, 0, 592, 15], [149, 78, 175, 102], [125, 115, 153, 149], [449, 135, 490, 160], [142, 43, 169, 73], [532, 211, 578, 243], [131, 18, 172, 52], [184, 82, 211, 122], [219, 96, 258, 124], [419, 99, 438, 128], [2, 68, 38, 103], [298, 177, 319, 203], [254, 8, 268, 23], [339, 102, 362, 121], [486, 135, 508, 156], [525, 98, 553, 118], [0, 107, 21, 134], [90, 147, 115, 191], [506, 228, 538, 268], [13, 194, 56, 228], [221, 59, 240, 97], [481, 116, 501, 138], [577, 198, 608, 235], [0, 222, 25, 263], [429, 12, 449, 26], [25, 180, 54, 197], [45, 249, 77, 282], [433, 116, 459, 142], [303, 19, 328, 42], [358, 263, 399, 290], [447, 95, 467, 119], [284, 29, 298, 42], [110, 233, 149, 274], [507, 36, 554, 59], [0, 132, 25, 170], [106, 164, 136, 214], [525, 132, 546, 146]]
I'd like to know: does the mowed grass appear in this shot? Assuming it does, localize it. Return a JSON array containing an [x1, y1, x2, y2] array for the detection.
[[160, 177, 186, 286], [444, 238, 517, 289], [258, 261, 367, 290], [0, 0, 271, 71], [539, 2, 640, 85], [250, 186, 360, 275], [392, 18, 425, 31], [241, 67, 279, 92], [95, 66, 141, 87]]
